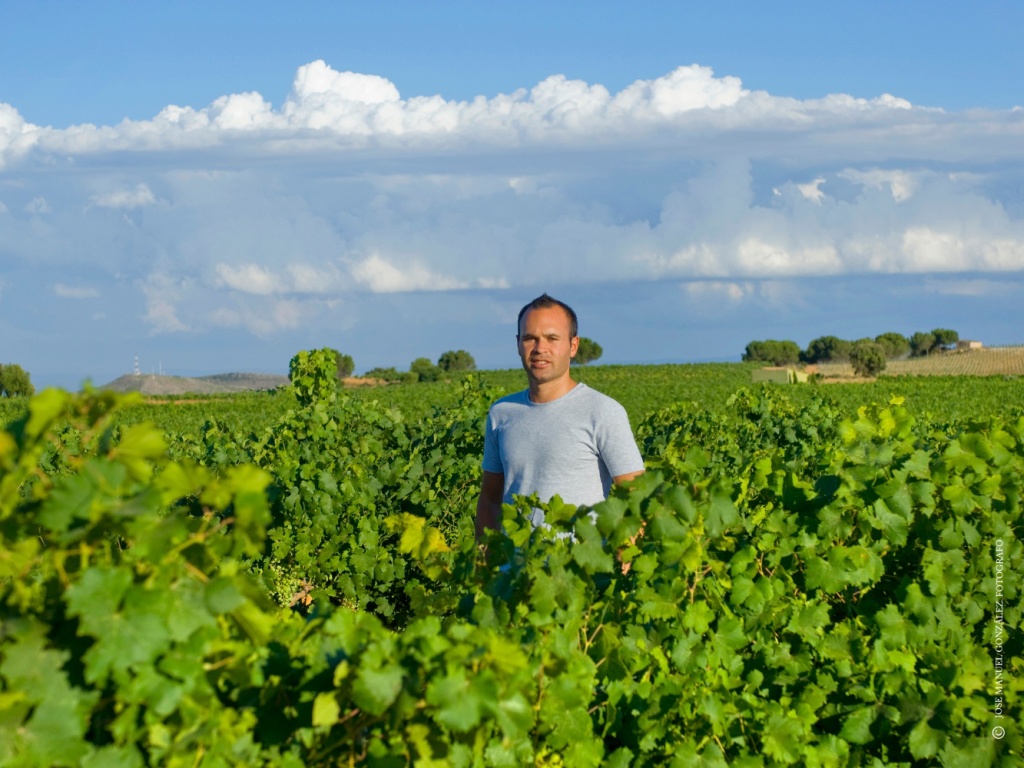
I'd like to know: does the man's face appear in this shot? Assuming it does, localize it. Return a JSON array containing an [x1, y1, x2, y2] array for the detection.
[[517, 305, 579, 386]]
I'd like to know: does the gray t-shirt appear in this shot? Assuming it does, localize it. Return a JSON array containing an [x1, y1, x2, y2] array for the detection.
[[482, 382, 645, 517]]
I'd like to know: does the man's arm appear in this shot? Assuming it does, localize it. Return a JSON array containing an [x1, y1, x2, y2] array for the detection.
[[612, 470, 644, 573], [475, 470, 505, 542]]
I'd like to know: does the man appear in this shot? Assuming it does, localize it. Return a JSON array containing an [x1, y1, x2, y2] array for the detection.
[[476, 294, 645, 540]]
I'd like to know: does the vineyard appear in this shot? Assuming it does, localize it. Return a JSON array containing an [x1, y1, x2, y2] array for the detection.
[[1, 353, 1021, 766], [815, 346, 1024, 379]]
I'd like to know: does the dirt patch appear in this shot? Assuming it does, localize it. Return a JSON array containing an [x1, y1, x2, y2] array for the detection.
[[341, 377, 391, 387]]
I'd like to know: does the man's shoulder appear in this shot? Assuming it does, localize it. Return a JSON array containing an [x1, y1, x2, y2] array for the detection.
[[570, 383, 628, 414], [488, 389, 531, 411]]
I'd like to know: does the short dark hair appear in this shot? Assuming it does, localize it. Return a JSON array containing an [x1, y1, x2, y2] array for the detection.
[[517, 293, 578, 339]]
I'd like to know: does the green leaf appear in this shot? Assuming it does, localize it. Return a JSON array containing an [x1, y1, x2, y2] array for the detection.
[[839, 707, 875, 744], [570, 520, 614, 573], [705, 488, 739, 538], [312, 693, 340, 727], [908, 719, 944, 759], [352, 660, 404, 716], [205, 578, 247, 614], [65, 567, 132, 634], [762, 714, 804, 764], [426, 669, 488, 732]]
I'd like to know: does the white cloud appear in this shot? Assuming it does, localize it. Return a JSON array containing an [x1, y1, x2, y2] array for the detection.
[[840, 169, 918, 202], [91, 184, 156, 209], [142, 274, 190, 333], [683, 280, 756, 301], [54, 283, 100, 298], [215, 263, 279, 295], [24, 196, 50, 215], [350, 253, 468, 293], [898, 228, 1024, 272], [1, 61, 1023, 360], [213, 262, 347, 295], [796, 177, 827, 204], [0, 60, 951, 166]]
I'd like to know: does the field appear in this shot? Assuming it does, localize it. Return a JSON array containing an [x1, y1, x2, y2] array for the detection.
[[815, 345, 1024, 379], [1, 355, 1021, 766]]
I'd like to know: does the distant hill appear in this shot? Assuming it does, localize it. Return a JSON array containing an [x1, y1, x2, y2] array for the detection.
[[101, 372, 290, 396]]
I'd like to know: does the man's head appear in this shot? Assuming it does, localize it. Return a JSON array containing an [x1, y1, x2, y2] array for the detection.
[[516, 294, 578, 340], [516, 294, 580, 396]]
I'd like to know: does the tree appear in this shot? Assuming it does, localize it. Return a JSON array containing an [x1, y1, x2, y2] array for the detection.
[[409, 357, 441, 382], [437, 350, 476, 372], [930, 328, 959, 352], [573, 337, 603, 365], [874, 332, 910, 359], [802, 336, 852, 364], [909, 331, 935, 357], [0, 363, 35, 397], [333, 351, 355, 379], [850, 341, 887, 377], [743, 340, 801, 366]]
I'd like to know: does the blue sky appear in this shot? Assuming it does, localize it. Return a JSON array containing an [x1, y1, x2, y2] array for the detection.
[[2, 2, 1024, 389]]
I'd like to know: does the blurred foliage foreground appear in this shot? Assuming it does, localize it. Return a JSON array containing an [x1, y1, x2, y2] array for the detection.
[[0, 349, 1021, 766]]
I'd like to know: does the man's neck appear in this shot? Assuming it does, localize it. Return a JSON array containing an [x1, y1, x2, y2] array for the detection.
[[528, 376, 578, 404]]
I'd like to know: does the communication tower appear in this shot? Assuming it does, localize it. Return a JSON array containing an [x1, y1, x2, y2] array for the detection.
[[133, 354, 140, 376]]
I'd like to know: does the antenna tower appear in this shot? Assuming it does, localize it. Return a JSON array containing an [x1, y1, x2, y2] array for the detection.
[[133, 354, 140, 376]]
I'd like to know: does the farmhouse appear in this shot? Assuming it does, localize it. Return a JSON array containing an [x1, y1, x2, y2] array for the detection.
[[751, 367, 808, 384]]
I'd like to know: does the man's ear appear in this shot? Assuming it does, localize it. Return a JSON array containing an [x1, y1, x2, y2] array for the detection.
[[570, 336, 580, 357]]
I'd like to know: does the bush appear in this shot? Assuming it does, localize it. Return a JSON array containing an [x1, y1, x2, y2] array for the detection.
[[0, 363, 34, 397], [410, 357, 441, 382], [437, 350, 476, 372], [850, 341, 887, 377], [743, 340, 801, 366]]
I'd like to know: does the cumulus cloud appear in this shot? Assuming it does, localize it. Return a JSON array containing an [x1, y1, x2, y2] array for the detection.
[[0, 60, 957, 166], [1, 60, 1022, 355], [91, 184, 156, 209], [840, 169, 918, 202], [350, 253, 470, 293], [215, 263, 279, 295]]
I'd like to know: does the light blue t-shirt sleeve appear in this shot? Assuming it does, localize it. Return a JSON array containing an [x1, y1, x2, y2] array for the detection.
[[593, 398, 645, 479], [481, 409, 503, 474]]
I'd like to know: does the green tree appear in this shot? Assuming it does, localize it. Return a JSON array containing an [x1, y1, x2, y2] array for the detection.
[[850, 341, 887, 377], [909, 331, 935, 357], [437, 349, 476, 372], [0, 363, 34, 397], [930, 328, 959, 352], [874, 332, 910, 359], [331, 350, 355, 379], [802, 336, 852, 363], [409, 357, 441, 382], [743, 340, 801, 366], [573, 337, 603, 365]]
